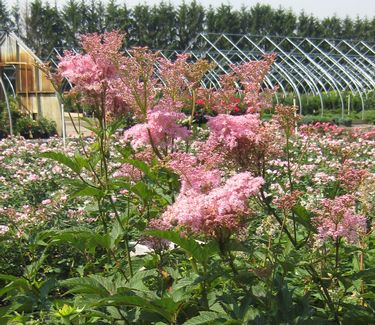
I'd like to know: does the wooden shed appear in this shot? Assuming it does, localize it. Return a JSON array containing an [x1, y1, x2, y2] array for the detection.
[[0, 30, 62, 135]]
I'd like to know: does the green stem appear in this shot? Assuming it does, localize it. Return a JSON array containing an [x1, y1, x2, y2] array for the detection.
[[285, 133, 297, 242], [335, 237, 340, 271], [97, 198, 108, 233], [109, 249, 129, 281], [201, 262, 209, 309], [260, 190, 297, 247], [147, 128, 163, 160], [190, 89, 197, 127], [190, 256, 199, 274], [308, 265, 340, 324], [109, 196, 133, 277]]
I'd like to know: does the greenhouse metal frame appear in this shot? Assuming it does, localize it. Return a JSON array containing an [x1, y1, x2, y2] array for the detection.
[[46, 33, 375, 117], [183, 33, 375, 117]]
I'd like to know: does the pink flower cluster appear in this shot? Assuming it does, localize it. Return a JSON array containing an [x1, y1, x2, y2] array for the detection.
[[204, 113, 282, 173], [113, 149, 153, 182], [161, 172, 264, 235], [118, 47, 160, 118], [314, 194, 367, 244], [230, 54, 276, 112], [338, 165, 368, 192], [206, 113, 261, 149], [167, 152, 222, 195], [361, 129, 375, 140], [58, 31, 122, 104], [0, 225, 10, 235], [273, 191, 302, 211], [158, 53, 190, 102], [123, 109, 189, 151], [299, 122, 342, 136]]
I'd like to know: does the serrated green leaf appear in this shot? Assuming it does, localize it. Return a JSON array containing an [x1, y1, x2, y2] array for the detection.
[[131, 181, 155, 202], [346, 268, 375, 282], [127, 269, 158, 291], [292, 205, 315, 231], [0, 276, 30, 297], [70, 184, 103, 198], [50, 228, 110, 252], [73, 153, 91, 170], [172, 274, 200, 291], [60, 276, 111, 297], [40, 151, 81, 174], [145, 230, 207, 263], [39, 278, 57, 299], [184, 311, 229, 325], [110, 220, 125, 249], [95, 295, 173, 322]]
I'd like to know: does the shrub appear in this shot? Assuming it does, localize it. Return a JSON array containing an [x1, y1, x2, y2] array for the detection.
[[0, 97, 22, 137], [14, 116, 57, 139]]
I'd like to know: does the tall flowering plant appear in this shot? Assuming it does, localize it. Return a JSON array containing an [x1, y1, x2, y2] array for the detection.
[[1, 30, 373, 324]]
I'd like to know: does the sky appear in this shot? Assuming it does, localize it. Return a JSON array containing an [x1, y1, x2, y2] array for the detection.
[[123, 0, 374, 18], [6, 0, 375, 19]]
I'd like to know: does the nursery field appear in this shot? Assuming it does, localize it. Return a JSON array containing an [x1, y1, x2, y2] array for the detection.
[[0, 31, 375, 324]]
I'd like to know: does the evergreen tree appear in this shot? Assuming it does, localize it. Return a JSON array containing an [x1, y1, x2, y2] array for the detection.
[[214, 4, 240, 34], [177, 0, 205, 49], [249, 3, 274, 35], [40, 2, 64, 57], [118, 4, 132, 46], [177, 1, 189, 49], [96, 0, 106, 33], [24, 0, 44, 56], [359, 18, 372, 40], [11, 0, 21, 36], [0, 0, 371, 56], [370, 17, 375, 42], [271, 7, 296, 36], [238, 5, 252, 34], [79, 0, 89, 33], [62, 0, 82, 48], [205, 5, 216, 33], [321, 15, 342, 38], [24, 0, 64, 57], [149, 2, 177, 49], [297, 11, 320, 38], [85, 0, 101, 33], [131, 4, 152, 46], [0, 0, 14, 31], [105, 0, 121, 31], [341, 16, 354, 39]]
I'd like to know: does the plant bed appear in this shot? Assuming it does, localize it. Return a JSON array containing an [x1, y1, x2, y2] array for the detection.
[[0, 31, 374, 324]]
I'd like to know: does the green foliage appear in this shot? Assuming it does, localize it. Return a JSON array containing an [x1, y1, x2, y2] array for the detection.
[[145, 229, 219, 265], [1, 1, 373, 52], [0, 0, 13, 30], [275, 91, 375, 116], [0, 98, 58, 139], [1, 49, 374, 325], [15, 116, 57, 139]]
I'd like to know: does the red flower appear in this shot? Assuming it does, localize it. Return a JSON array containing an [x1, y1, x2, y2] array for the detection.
[[230, 96, 241, 103], [196, 99, 205, 106]]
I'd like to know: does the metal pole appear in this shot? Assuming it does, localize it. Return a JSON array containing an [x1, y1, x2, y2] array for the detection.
[[61, 103, 66, 148], [293, 97, 298, 134], [0, 76, 13, 136], [362, 96, 365, 121], [347, 94, 350, 116]]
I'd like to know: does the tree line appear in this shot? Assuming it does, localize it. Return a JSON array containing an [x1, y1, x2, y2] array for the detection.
[[0, 0, 374, 58]]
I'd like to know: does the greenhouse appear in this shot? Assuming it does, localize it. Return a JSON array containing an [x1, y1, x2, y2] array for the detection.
[[183, 33, 375, 116], [47, 33, 375, 119]]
